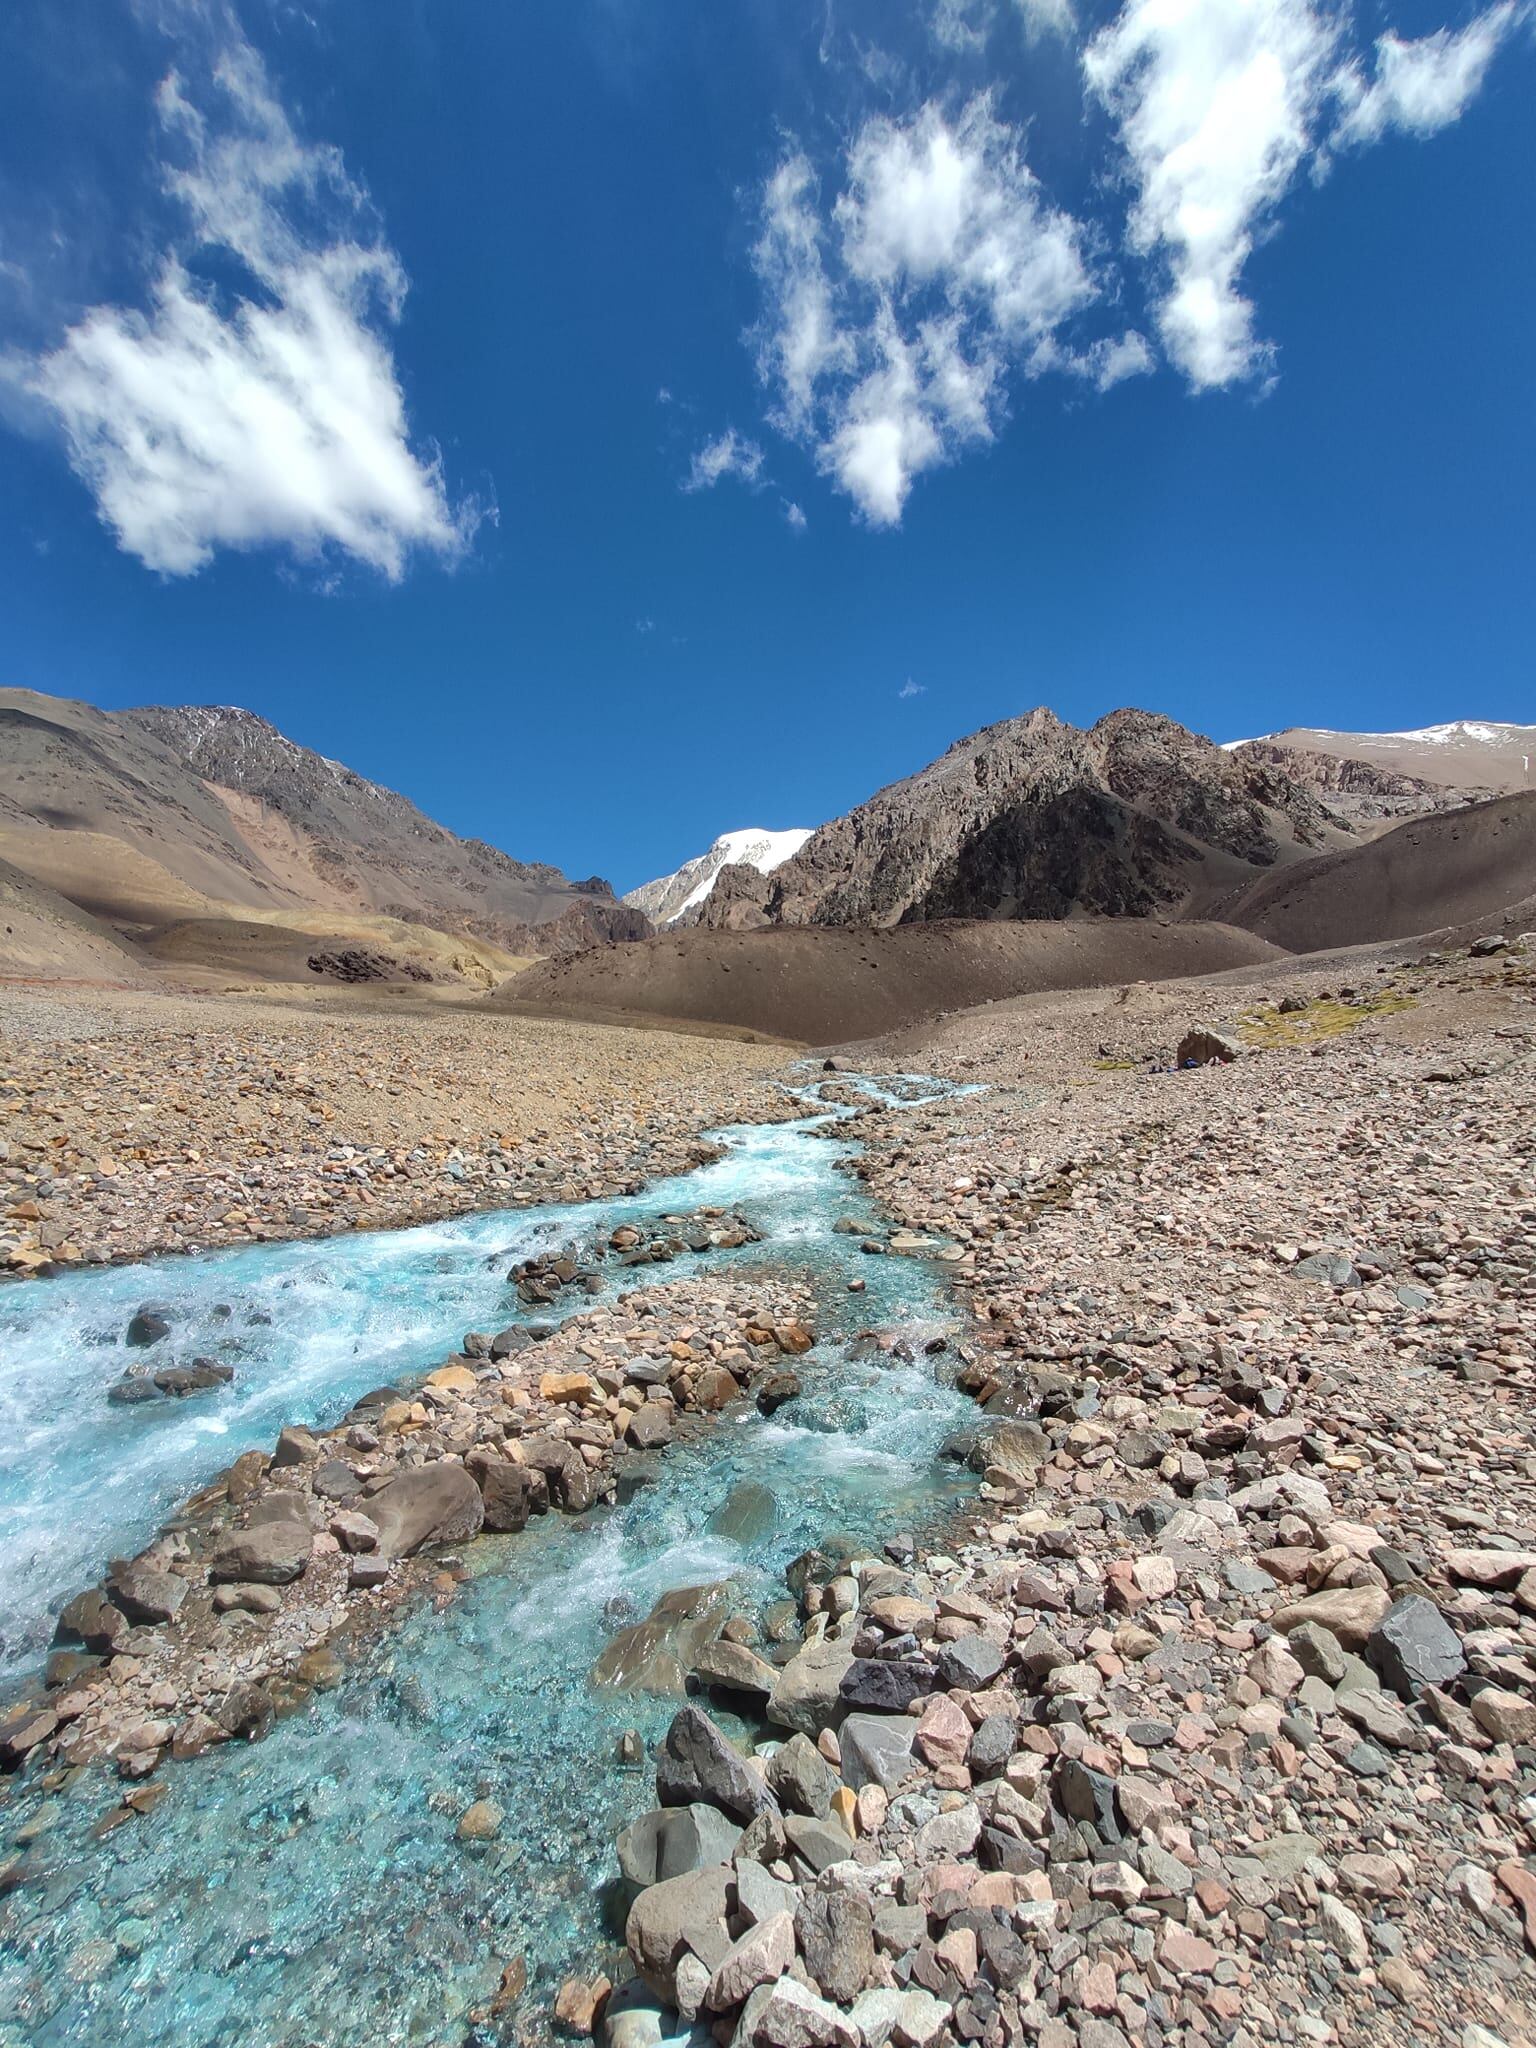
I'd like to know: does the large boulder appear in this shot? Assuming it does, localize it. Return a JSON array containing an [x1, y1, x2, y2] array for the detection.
[[593, 1583, 732, 1694], [106, 1561, 189, 1626], [617, 1804, 743, 1889], [626, 1863, 734, 2003], [766, 1640, 854, 1736], [838, 1712, 915, 1793], [656, 1705, 779, 1823], [208, 1519, 311, 1585], [367, 1464, 485, 1558], [1176, 1028, 1241, 1067]]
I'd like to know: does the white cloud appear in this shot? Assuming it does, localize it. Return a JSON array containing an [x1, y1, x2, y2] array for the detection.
[[898, 677, 926, 698], [1085, 0, 1521, 392], [753, 96, 1097, 525], [24, 33, 473, 581], [1017, 0, 1076, 39], [1051, 328, 1157, 390], [683, 427, 766, 491], [1333, 4, 1519, 145], [783, 499, 808, 529], [1084, 0, 1341, 391], [930, 0, 1074, 47]]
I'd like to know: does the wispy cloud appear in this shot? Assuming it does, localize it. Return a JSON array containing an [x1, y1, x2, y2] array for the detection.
[[783, 499, 808, 530], [753, 96, 1096, 526], [683, 427, 766, 492], [1332, 4, 1519, 145], [738, 0, 1521, 515], [898, 677, 926, 698], [19, 24, 477, 580], [634, 615, 655, 633]]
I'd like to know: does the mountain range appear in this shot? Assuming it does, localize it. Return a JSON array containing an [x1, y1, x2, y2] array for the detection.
[[0, 688, 647, 988], [3, 687, 1531, 1030]]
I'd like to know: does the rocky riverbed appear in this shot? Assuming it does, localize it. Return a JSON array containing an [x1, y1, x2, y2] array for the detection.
[[0, 1249, 816, 1788], [580, 940, 1535, 2048], [0, 987, 792, 1275]]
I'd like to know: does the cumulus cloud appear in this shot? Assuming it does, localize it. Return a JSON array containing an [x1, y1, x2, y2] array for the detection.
[[23, 33, 473, 580], [753, 96, 1097, 525], [1333, 4, 1519, 144], [683, 427, 766, 491], [1084, 0, 1341, 391]]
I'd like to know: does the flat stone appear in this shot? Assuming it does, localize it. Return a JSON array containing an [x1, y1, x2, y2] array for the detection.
[[1368, 1595, 1466, 1696], [705, 1908, 795, 2012], [1272, 1586, 1392, 1649], [694, 1640, 778, 1699], [838, 1659, 937, 1714], [207, 1520, 310, 1586]]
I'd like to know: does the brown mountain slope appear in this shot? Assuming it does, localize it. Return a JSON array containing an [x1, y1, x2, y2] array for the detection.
[[0, 689, 648, 966], [706, 707, 1350, 931], [1215, 793, 1536, 951], [0, 855, 149, 985], [494, 920, 1285, 1045]]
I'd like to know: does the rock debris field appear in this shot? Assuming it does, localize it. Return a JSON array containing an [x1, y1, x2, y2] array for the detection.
[[0, 988, 790, 1274], [1, 937, 1534, 2048]]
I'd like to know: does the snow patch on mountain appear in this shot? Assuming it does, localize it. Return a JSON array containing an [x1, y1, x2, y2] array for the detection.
[[625, 827, 813, 926]]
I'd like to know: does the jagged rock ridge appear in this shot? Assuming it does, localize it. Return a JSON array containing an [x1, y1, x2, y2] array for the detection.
[[702, 707, 1350, 930]]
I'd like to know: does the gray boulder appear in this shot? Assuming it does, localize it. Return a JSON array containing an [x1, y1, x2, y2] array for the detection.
[[693, 1640, 778, 1699], [935, 1632, 1004, 1691], [796, 1890, 875, 2005], [838, 1712, 915, 1792], [765, 1732, 840, 1817], [617, 1803, 742, 1889], [367, 1464, 485, 1557]]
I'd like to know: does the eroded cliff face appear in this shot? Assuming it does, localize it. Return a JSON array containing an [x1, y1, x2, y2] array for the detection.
[[702, 706, 1349, 930]]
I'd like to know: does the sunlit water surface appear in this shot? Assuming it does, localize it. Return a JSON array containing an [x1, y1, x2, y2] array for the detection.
[[0, 1074, 980, 2047]]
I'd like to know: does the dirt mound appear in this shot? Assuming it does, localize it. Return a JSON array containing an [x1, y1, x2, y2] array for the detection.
[[493, 919, 1285, 1044], [1215, 793, 1536, 952], [0, 857, 148, 984]]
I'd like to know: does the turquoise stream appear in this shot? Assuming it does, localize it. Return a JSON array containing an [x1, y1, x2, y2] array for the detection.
[[0, 1074, 978, 2047]]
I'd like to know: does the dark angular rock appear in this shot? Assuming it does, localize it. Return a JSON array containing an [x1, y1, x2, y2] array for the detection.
[[1368, 1594, 1466, 1697], [125, 1307, 172, 1348], [1053, 1756, 1121, 1843], [936, 1633, 1005, 1692], [967, 1712, 1016, 1779], [838, 1658, 937, 1714], [656, 1705, 779, 1823], [106, 1562, 188, 1626]]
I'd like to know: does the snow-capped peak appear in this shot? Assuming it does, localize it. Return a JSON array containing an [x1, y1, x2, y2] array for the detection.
[[625, 826, 813, 925]]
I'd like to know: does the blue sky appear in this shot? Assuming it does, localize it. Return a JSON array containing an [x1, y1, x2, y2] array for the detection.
[[0, 0, 1530, 893]]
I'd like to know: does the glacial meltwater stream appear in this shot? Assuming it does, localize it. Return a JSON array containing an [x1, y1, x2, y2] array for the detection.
[[0, 1073, 980, 2046]]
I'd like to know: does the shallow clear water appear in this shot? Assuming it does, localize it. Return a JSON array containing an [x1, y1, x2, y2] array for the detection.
[[0, 1073, 979, 2047]]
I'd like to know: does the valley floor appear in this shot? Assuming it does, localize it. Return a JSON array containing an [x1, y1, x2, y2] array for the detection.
[[712, 935, 1533, 2048], [0, 985, 790, 1274], [1, 936, 1533, 2048]]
